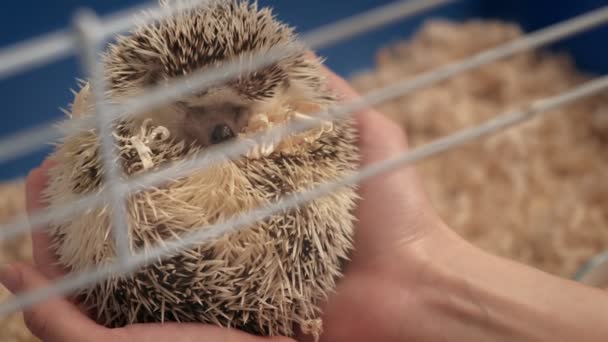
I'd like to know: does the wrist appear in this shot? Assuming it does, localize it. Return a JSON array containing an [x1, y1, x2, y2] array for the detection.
[[409, 232, 523, 341], [394, 225, 503, 341], [405, 223, 608, 342]]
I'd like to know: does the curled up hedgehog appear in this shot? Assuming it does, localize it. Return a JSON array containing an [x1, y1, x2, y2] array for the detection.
[[43, 0, 359, 340]]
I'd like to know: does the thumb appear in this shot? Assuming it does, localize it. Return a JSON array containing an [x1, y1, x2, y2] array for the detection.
[[0, 263, 108, 342], [25, 161, 66, 280]]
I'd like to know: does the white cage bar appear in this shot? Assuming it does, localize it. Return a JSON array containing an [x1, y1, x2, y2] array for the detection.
[[0, 0, 607, 321], [73, 10, 132, 262], [2, 73, 608, 318]]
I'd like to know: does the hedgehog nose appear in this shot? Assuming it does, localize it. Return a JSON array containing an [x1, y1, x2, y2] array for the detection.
[[211, 124, 235, 144]]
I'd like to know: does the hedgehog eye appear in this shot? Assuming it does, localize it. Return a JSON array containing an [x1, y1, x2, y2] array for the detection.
[[210, 124, 235, 144]]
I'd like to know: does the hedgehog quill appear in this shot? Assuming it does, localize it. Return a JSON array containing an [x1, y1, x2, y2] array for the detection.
[[43, 0, 359, 340]]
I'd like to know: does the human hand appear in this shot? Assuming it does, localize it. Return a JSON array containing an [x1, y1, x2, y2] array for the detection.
[[0, 60, 458, 342], [304, 64, 608, 342]]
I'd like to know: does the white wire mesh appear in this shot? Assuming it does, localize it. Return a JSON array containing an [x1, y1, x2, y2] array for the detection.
[[0, 0, 209, 79], [3, 3, 608, 246], [73, 9, 132, 262], [0, 0, 460, 243], [0, 0, 607, 322], [0, 0, 456, 164], [2, 73, 608, 318]]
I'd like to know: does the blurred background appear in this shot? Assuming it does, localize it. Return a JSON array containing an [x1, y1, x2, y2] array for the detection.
[[0, 0, 607, 180]]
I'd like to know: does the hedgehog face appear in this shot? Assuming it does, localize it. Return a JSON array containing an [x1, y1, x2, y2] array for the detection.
[[134, 81, 293, 153], [104, 0, 336, 155], [178, 100, 251, 146]]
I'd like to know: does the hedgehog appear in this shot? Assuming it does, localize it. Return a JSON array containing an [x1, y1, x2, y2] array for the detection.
[[43, 0, 359, 340]]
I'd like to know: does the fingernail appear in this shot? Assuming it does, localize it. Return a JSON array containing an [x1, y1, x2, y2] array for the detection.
[[0, 264, 21, 292]]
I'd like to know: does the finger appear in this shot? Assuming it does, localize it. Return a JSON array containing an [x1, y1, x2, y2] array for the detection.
[[308, 55, 438, 248], [0, 263, 105, 342], [25, 158, 56, 213], [25, 162, 65, 279], [40, 157, 56, 170], [117, 323, 296, 342]]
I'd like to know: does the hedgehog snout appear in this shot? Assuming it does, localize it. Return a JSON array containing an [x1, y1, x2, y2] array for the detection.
[[181, 105, 251, 147]]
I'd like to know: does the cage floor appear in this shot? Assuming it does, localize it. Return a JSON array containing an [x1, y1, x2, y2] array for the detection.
[[2, 18, 608, 342]]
